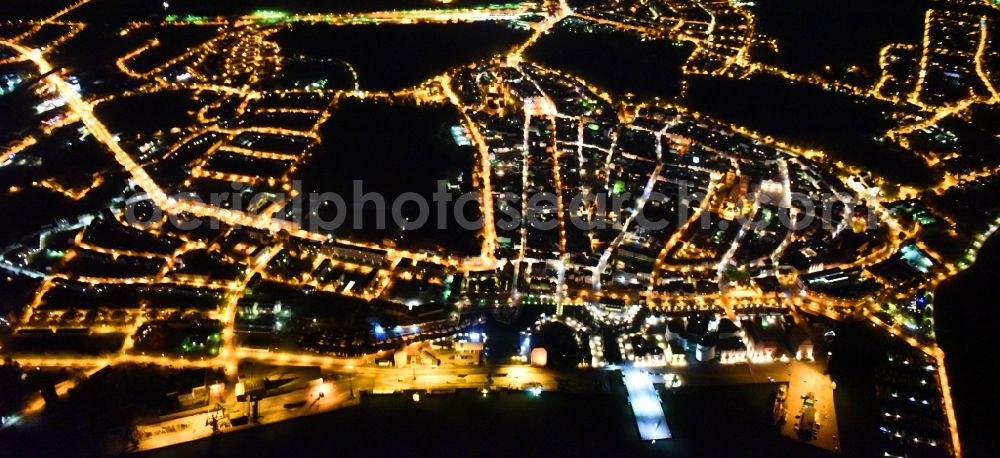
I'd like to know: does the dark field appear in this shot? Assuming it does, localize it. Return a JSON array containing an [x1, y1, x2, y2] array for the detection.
[[0, 124, 119, 191], [0, 276, 40, 317], [0, 123, 127, 246], [683, 74, 938, 186], [298, 97, 481, 256], [94, 90, 202, 137], [0, 186, 121, 246], [0, 72, 45, 143], [526, 18, 694, 99], [659, 383, 831, 457], [271, 22, 530, 91], [0, 0, 72, 20], [64, 0, 171, 24], [125, 25, 219, 74], [3, 331, 126, 356], [750, 0, 930, 85], [18, 24, 73, 50], [47, 24, 156, 95]]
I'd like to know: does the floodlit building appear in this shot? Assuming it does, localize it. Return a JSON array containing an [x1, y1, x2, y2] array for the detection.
[[790, 326, 814, 360], [696, 333, 718, 362], [717, 337, 748, 362], [530, 347, 548, 367], [454, 339, 485, 365], [393, 350, 409, 368], [742, 316, 785, 360]]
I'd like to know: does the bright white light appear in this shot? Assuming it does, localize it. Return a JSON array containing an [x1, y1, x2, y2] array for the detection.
[[623, 369, 671, 441]]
